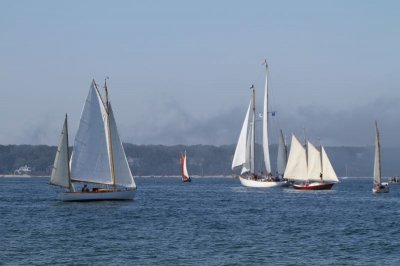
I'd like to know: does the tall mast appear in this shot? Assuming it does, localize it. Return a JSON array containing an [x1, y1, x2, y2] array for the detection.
[[375, 120, 381, 183], [263, 59, 271, 175], [104, 78, 116, 188], [250, 85, 256, 174], [65, 113, 72, 191]]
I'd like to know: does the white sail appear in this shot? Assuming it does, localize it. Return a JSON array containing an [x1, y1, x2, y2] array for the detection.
[[241, 121, 252, 174], [321, 146, 339, 183], [277, 129, 287, 176], [50, 115, 70, 188], [373, 121, 381, 184], [108, 105, 136, 188], [284, 134, 308, 181], [307, 142, 322, 182], [70, 82, 113, 185], [250, 92, 255, 174], [262, 66, 271, 175], [183, 151, 189, 178], [232, 100, 252, 170]]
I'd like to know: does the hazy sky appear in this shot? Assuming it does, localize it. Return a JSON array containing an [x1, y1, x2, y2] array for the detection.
[[1, 0, 399, 147]]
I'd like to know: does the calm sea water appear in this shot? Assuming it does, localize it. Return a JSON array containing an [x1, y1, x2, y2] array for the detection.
[[1, 177, 400, 265]]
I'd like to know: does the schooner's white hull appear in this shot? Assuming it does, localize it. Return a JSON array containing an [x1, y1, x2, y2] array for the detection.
[[59, 189, 136, 202], [239, 176, 284, 188]]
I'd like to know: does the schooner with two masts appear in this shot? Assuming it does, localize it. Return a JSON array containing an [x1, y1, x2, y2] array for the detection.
[[232, 61, 285, 187], [50, 80, 136, 201]]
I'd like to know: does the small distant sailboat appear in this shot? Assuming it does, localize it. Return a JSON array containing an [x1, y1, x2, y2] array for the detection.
[[232, 61, 284, 188], [284, 134, 339, 190], [180, 151, 191, 182], [50, 80, 136, 201], [372, 121, 389, 193]]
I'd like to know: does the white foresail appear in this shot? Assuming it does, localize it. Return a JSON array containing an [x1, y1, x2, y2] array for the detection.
[[373, 121, 381, 184], [307, 142, 322, 182], [277, 129, 287, 176], [284, 134, 308, 181], [50, 115, 70, 188], [70, 82, 113, 185], [262, 67, 271, 175], [232, 100, 252, 170], [108, 105, 136, 188], [321, 147, 339, 183]]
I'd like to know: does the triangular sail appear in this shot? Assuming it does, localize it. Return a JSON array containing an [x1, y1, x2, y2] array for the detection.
[[373, 121, 381, 185], [107, 105, 136, 188], [70, 82, 113, 185], [232, 100, 252, 170], [277, 129, 288, 176], [321, 147, 339, 183], [50, 115, 70, 189], [262, 66, 271, 175], [180, 151, 190, 180], [241, 121, 252, 174], [284, 134, 308, 181], [307, 142, 322, 182]]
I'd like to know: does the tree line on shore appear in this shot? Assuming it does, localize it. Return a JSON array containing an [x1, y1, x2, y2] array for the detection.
[[0, 144, 399, 177]]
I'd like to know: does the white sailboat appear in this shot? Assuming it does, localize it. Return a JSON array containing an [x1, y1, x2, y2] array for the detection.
[[180, 151, 191, 182], [233, 61, 284, 188], [50, 80, 136, 201], [284, 134, 339, 190], [372, 121, 389, 193]]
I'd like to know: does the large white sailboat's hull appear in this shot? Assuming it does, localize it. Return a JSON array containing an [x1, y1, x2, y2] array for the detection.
[[59, 189, 136, 202], [239, 176, 284, 188]]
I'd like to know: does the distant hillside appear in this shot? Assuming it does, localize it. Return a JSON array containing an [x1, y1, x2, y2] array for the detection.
[[0, 144, 399, 177]]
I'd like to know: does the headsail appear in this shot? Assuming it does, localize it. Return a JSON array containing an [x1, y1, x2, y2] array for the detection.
[[107, 104, 136, 188], [232, 100, 252, 170], [50, 114, 71, 189], [70, 82, 113, 185], [321, 147, 339, 183], [373, 121, 381, 185], [284, 134, 308, 181], [262, 64, 271, 175], [277, 129, 288, 177]]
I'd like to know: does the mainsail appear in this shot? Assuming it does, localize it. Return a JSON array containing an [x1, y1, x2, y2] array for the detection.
[[70, 82, 113, 184], [180, 151, 190, 180], [70, 81, 135, 188], [262, 64, 271, 175], [373, 121, 381, 185], [284, 134, 308, 181], [50, 114, 70, 189], [277, 129, 287, 176], [307, 142, 322, 182]]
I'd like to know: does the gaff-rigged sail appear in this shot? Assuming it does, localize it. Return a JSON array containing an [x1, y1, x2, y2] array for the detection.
[[262, 64, 271, 175]]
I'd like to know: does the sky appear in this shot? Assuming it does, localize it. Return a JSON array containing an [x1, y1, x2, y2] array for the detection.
[[0, 0, 399, 147]]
